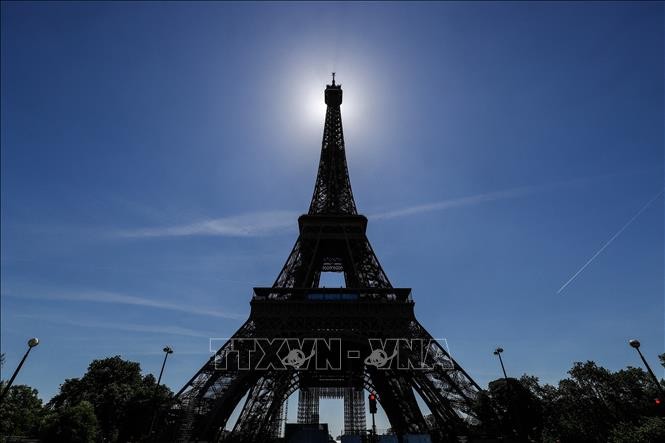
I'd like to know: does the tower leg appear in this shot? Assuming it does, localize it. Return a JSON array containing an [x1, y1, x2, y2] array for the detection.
[[232, 371, 295, 441], [297, 387, 320, 424], [343, 387, 366, 435], [368, 370, 429, 435]]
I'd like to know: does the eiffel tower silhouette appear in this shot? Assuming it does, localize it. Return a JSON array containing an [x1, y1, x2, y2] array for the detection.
[[165, 76, 483, 443]]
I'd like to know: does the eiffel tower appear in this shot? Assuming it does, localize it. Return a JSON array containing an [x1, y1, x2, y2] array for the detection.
[[165, 75, 484, 442]]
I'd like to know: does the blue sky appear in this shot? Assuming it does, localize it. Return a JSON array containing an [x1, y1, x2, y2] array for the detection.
[[1, 1, 663, 436]]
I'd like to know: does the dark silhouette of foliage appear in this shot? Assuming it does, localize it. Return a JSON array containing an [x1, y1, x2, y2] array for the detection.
[[472, 377, 543, 441], [41, 400, 98, 443], [0, 382, 44, 438], [46, 355, 172, 442], [545, 361, 662, 442], [476, 361, 665, 442], [3, 353, 663, 442], [609, 416, 665, 443], [471, 390, 502, 437]]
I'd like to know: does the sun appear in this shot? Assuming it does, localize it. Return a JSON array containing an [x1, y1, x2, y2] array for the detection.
[[299, 75, 364, 133]]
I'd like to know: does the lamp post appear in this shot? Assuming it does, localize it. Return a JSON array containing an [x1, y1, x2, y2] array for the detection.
[[157, 346, 174, 385], [0, 338, 40, 403], [629, 339, 664, 396], [148, 346, 174, 438], [493, 347, 508, 380]]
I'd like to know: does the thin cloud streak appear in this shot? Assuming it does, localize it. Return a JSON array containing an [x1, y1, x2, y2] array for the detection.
[[15, 314, 212, 338], [369, 186, 539, 220], [115, 174, 623, 238], [116, 184, 557, 238], [368, 176, 604, 220], [557, 189, 664, 294], [116, 210, 299, 238], [3, 289, 243, 320]]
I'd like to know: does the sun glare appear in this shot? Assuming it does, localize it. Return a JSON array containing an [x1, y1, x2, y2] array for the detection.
[[294, 74, 368, 139], [278, 50, 385, 157]]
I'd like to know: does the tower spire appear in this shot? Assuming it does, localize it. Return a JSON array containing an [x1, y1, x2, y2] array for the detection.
[[308, 78, 358, 215]]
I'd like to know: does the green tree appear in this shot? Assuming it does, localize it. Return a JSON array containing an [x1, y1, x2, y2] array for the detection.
[[471, 390, 502, 437], [522, 361, 661, 443], [609, 416, 665, 443], [0, 383, 44, 438], [42, 400, 98, 443], [473, 377, 543, 441], [47, 355, 172, 442], [517, 375, 560, 442]]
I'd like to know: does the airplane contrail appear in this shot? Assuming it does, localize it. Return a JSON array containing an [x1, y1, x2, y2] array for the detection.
[[557, 188, 664, 294]]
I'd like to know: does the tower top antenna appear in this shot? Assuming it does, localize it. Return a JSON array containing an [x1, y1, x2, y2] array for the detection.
[[332, 72, 336, 85]]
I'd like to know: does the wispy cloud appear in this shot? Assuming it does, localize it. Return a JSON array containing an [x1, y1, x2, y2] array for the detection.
[[557, 188, 664, 294], [113, 175, 616, 238], [368, 186, 540, 220], [3, 289, 243, 320], [368, 175, 603, 220], [15, 314, 212, 337], [116, 210, 299, 238]]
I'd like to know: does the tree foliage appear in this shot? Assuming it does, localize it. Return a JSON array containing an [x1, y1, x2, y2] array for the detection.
[[46, 355, 172, 442], [41, 400, 98, 443], [0, 383, 44, 438], [609, 416, 665, 443], [472, 377, 543, 440], [3, 353, 663, 442], [475, 360, 665, 442], [545, 361, 662, 442]]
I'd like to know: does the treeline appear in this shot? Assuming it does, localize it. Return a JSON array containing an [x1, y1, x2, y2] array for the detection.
[[0, 356, 172, 443], [1, 355, 664, 442], [470, 357, 665, 442]]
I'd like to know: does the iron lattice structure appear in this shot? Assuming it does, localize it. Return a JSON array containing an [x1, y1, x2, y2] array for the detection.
[[162, 78, 484, 443]]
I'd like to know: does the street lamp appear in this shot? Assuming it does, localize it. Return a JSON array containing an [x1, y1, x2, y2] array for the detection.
[[157, 346, 174, 385], [0, 338, 40, 403], [493, 347, 508, 380], [149, 346, 174, 438], [629, 339, 664, 396]]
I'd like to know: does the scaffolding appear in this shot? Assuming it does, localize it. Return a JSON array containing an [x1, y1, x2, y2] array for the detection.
[[297, 387, 366, 435]]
